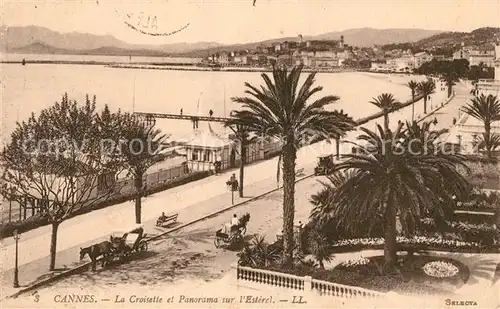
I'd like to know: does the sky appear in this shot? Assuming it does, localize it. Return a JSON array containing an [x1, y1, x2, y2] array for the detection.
[[2, 0, 500, 45]]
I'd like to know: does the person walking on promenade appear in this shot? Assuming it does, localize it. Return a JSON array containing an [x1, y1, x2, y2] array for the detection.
[[453, 117, 457, 125], [209, 109, 214, 117], [180, 108, 183, 115]]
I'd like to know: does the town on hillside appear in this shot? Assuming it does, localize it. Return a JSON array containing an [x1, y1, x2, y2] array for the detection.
[[204, 32, 500, 75]]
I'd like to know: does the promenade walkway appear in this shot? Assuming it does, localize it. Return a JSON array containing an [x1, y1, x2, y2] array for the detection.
[[0, 83, 450, 297]]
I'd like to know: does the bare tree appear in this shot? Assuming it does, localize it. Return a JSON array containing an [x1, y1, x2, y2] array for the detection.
[[113, 113, 169, 224], [0, 94, 124, 270]]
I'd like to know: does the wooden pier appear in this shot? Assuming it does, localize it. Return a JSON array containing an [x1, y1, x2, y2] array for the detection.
[[133, 112, 235, 129]]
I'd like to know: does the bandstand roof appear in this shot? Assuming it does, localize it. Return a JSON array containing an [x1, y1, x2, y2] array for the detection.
[[184, 123, 233, 149]]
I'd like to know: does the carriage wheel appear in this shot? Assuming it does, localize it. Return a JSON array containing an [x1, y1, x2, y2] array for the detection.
[[214, 237, 222, 248], [236, 234, 244, 243], [139, 241, 148, 252]]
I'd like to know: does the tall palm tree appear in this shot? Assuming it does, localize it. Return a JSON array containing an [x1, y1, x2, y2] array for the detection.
[[440, 65, 461, 98], [118, 114, 169, 223], [462, 94, 500, 159], [227, 65, 356, 265], [407, 80, 419, 122], [369, 93, 401, 133], [417, 79, 436, 114], [323, 123, 470, 268]]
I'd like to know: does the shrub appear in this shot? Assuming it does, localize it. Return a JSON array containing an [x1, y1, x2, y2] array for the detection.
[[450, 221, 499, 245], [238, 235, 281, 268]]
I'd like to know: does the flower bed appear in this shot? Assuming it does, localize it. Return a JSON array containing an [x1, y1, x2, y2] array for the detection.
[[422, 261, 459, 278], [330, 236, 499, 253], [330, 255, 469, 295]]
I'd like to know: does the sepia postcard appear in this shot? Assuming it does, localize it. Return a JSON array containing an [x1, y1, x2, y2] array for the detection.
[[1, 0, 500, 308]]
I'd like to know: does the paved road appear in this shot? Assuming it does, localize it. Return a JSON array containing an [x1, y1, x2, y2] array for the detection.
[[0, 84, 452, 292], [6, 161, 497, 308]]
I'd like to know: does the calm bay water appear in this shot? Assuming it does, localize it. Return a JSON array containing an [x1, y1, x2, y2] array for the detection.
[[1, 53, 202, 64], [1, 63, 426, 144]]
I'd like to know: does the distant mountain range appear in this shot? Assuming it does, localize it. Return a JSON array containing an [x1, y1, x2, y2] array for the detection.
[[1, 26, 444, 57]]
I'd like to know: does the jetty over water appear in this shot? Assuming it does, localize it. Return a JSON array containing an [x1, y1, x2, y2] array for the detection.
[[133, 112, 235, 129]]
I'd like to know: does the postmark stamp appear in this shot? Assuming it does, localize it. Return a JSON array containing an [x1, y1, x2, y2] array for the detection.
[[99, 1, 197, 37], [114, 9, 190, 37]]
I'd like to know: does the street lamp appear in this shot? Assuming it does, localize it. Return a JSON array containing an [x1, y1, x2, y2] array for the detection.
[[13, 229, 20, 288]]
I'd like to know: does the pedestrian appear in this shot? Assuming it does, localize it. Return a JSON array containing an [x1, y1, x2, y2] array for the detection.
[[180, 108, 183, 115], [209, 109, 213, 117], [433, 117, 438, 125], [453, 117, 457, 125]]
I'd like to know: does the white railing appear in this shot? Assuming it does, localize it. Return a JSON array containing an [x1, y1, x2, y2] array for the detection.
[[311, 278, 385, 298], [237, 265, 385, 299], [237, 266, 306, 290]]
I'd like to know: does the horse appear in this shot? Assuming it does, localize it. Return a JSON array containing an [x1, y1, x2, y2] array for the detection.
[[79, 240, 114, 271]]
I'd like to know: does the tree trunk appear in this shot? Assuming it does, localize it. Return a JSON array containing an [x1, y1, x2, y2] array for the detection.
[[411, 94, 415, 122], [485, 123, 491, 159], [335, 137, 340, 159], [319, 260, 325, 269], [239, 142, 245, 198], [384, 200, 397, 269], [383, 113, 389, 133], [447, 83, 453, 98], [49, 222, 59, 271], [134, 173, 143, 224], [282, 143, 297, 267], [423, 97, 428, 114]]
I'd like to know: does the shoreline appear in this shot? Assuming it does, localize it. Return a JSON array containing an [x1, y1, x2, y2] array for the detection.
[[105, 64, 360, 73], [4, 60, 421, 76], [2, 60, 361, 73]]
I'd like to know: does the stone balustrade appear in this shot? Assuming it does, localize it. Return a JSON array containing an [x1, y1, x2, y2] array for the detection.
[[236, 265, 385, 299]]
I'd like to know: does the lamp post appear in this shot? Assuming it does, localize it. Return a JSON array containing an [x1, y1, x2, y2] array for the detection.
[[13, 229, 20, 288]]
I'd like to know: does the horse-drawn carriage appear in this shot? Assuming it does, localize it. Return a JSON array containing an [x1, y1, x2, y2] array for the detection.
[[314, 154, 335, 176], [79, 224, 148, 270], [214, 213, 250, 248], [109, 224, 148, 261]]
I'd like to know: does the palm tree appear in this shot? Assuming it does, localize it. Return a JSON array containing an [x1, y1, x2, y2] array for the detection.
[[440, 64, 461, 98], [473, 133, 500, 157], [324, 123, 470, 268], [407, 80, 419, 122], [417, 79, 436, 114], [118, 114, 169, 223], [462, 94, 500, 159], [227, 65, 356, 265], [226, 124, 257, 197], [369, 93, 401, 133]]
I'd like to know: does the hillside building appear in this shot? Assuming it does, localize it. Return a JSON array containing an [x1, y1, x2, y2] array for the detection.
[[476, 44, 500, 96]]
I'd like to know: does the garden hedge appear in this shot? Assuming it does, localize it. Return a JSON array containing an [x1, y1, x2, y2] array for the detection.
[[0, 170, 211, 238]]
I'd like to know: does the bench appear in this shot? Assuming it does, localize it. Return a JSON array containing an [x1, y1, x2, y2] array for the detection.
[[156, 213, 179, 227]]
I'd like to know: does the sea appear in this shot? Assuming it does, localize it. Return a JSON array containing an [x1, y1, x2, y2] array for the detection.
[[1, 53, 428, 145]]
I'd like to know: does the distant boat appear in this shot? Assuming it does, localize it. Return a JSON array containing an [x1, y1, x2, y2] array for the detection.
[[22, 58, 26, 66]]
